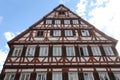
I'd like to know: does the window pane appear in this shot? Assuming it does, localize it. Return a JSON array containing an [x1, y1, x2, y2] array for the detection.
[[52, 72, 62, 80], [20, 73, 30, 80], [81, 30, 90, 36], [64, 20, 70, 24], [46, 20, 52, 24], [13, 47, 23, 56], [66, 46, 75, 56], [103, 46, 114, 56], [114, 72, 120, 80], [37, 73, 46, 80], [68, 72, 78, 80], [26, 46, 35, 56], [83, 72, 94, 80], [91, 46, 101, 56], [99, 72, 110, 80], [65, 30, 73, 36], [53, 30, 61, 36], [55, 20, 61, 24], [79, 46, 89, 56], [72, 20, 79, 24], [40, 46, 48, 56], [53, 46, 62, 56], [36, 31, 44, 37]]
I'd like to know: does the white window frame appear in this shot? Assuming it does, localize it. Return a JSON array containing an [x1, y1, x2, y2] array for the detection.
[[39, 46, 48, 56], [91, 45, 101, 56], [98, 72, 110, 80], [83, 72, 94, 80], [4, 73, 15, 80], [55, 20, 61, 25], [52, 72, 62, 80], [81, 30, 90, 36], [72, 20, 79, 24], [19, 73, 30, 80], [66, 46, 75, 56], [103, 46, 114, 56], [65, 30, 73, 36], [114, 72, 120, 80], [53, 46, 62, 56], [13, 47, 23, 56], [46, 20, 52, 24], [36, 73, 46, 80], [79, 46, 89, 56], [53, 30, 61, 36], [26, 46, 35, 56], [68, 72, 78, 80], [64, 20, 70, 25]]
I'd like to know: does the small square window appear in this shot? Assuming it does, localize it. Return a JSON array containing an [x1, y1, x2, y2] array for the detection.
[[65, 30, 73, 36], [59, 11, 65, 15], [36, 30, 44, 37], [64, 20, 70, 25], [55, 20, 61, 25], [81, 30, 90, 36], [72, 20, 79, 24], [53, 30, 61, 36], [46, 20, 52, 24]]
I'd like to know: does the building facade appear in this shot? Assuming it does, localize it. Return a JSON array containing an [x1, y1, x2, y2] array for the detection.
[[0, 4, 120, 80]]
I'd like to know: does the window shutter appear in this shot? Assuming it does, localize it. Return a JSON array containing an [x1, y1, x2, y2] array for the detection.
[[88, 46, 93, 56], [21, 46, 27, 57], [47, 72, 52, 80], [75, 46, 79, 56], [61, 30, 65, 37], [8, 47, 14, 56], [14, 73, 20, 80], [35, 46, 39, 57], [49, 46, 53, 57], [99, 46, 106, 56], [30, 72, 36, 80], [50, 30, 53, 36], [62, 46, 66, 57], [78, 73, 84, 80], [108, 72, 116, 80], [93, 72, 99, 80], [63, 72, 68, 80]]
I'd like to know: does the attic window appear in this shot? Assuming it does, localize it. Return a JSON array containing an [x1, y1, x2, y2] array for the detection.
[[59, 11, 65, 15]]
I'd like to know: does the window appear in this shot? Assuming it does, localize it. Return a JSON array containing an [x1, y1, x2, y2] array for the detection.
[[91, 45, 101, 56], [114, 72, 120, 80], [83, 72, 94, 80], [53, 30, 61, 36], [72, 20, 79, 24], [4, 73, 15, 80], [64, 20, 70, 25], [52, 72, 62, 80], [79, 46, 89, 56], [68, 72, 78, 80], [81, 30, 90, 36], [65, 30, 73, 36], [53, 46, 62, 56], [59, 11, 65, 15], [13, 47, 23, 56], [46, 20, 52, 24], [20, 73, 30, 80], [26, 46, 35, 56], [39, 46, 48, 56], [36, 30, 44, 37], [103, 46, 114, 56], [55, 20, 61, 25], [37, 73, 46, 80], [66, 46, 75, 56], [98, 72, 110, 80]]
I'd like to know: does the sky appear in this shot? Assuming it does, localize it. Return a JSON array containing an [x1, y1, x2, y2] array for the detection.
[[0, 0, 120, 72]]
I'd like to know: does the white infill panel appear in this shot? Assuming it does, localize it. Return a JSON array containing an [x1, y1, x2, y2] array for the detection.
[[22, 69, 33, 72], [36, 69, 47, 72], [5, 69, 17, 72], [82, 68, 94, 71], [53, 69, 62, 71], [111, 68, 120, 71], [96, 68, 106, 71], [69, 68, 77, 71]]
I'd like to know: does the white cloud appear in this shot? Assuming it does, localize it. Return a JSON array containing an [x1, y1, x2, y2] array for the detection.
[[0, 16, 3, 24], [4, 32, 16, 41], [76, 0, 120, 54], [0, 49, 8, 73]]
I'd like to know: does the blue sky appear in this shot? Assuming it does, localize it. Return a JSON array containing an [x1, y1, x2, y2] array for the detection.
[[0, 0, 120, 71]]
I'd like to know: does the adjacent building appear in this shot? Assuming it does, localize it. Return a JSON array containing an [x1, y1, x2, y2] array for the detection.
[[0, 4, 120, 80]]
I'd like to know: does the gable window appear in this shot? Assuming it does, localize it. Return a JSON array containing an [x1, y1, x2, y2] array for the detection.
[[53, 46, 62, 56], [59, 11, 65, 15], [114, 72, 120, 80], [4, 73, 15, 80], [72, 20, 79, 24], [37, 73, 46, 80], [91, 45, 101, 56], [98, 72, 110, 80], [79, 46, 89, 56], [26, 46, 35, 56], [64, 20, 70, 25], [68, 72, 78, 80], [103, 46, 114, 56], [66, 46, 75, 56], [39, 46, 48, 56], [53, 30, 61, 36], [36, 30, 44, 37], [46, 20, 52, 24], [13, 46, 23, 56], [52, 72, 62, 80], [65, 30, 73, 36], [81, 30, 90, 36], [20, 73, 30, 80], [83, 72, 94, 80], [55, 20, 61, 25]]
